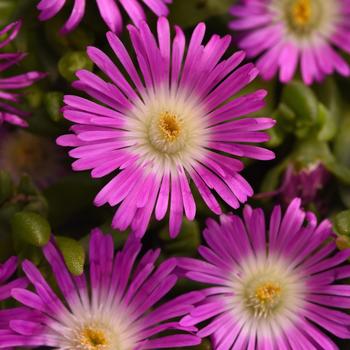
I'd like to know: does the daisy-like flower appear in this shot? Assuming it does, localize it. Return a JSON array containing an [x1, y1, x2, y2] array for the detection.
[[229, 0, 350, 84], [0, 21, 46, 128], [57, 17, 275, 238], [36, 0, 171, 34], [178, 198, 350, 349], [1, 228, 203, 348]]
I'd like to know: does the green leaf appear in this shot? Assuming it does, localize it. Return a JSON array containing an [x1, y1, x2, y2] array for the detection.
[[334, 210, 350, 236], [316, 103, 336, 141], [160, 219, 201, 256], [0, 170, 14, 205], [44, 91, 64, 122], [266, 126, 286, 148], [291, 138, 332, 169], [323, 160, 350, 185], [281, 81, 318, 123], [334, 116, 350, 167], [56, 236, 85, 276], [18, 245, 43, 266], [58, 51, 93, 82], [24, 85, 44, 109], [11, 211, 51, 247], [17, 175, 39, 196]]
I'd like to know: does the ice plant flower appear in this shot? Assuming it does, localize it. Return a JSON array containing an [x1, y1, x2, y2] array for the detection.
[[0, 257, 27, 302], [57, 17, 275, 238], [178, 198, 350, 349], [0, 257, 30, 350], [229, 0, 350, 84], [1, 228, 204, 348], [275, 163, 331, 208], [0, 21, 46, 128], [36, 0, 171, 34]]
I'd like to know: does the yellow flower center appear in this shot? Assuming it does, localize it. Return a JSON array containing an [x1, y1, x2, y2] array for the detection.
[[290, 0, 312, 27], [255, 282, 282, 304], [79, 327, 109, 349], [158, 111, 182, 142], [246, 281, 283, 318]]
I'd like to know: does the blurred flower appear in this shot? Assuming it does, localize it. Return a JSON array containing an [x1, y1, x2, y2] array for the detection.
[[0, 129, 67, 188], [36, 0, 171, 34], [178, 199, 350, 349], [0, 21, 46, 128], [57, 17, 275, 238], [2, 228, 203, 348], [257, 162, 331, 211], [0, 257, 27, 301], [230, 0, 350, 84], [276, 163, 331, 207]]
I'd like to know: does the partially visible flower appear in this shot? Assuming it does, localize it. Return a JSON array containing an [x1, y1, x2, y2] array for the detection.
[[57, 17, 275, 238], [0, 257, 30, 350], [1, 228, 203, 348], [178, 199, 350, 349], [36, 0, 171, 34], [276, 163, 331, 207], [0, 21, 46, 128], [229, 0, 350, 84], [256, 162, 331, 212], [0, 129, 67, 188], [0, 257, 27, 301]]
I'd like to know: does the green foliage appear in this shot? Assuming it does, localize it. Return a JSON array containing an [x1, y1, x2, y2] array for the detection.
[[334, 210, 350, 236], [0, 170, 14, 205], [44, 91, 64, 122], [56, 236, 85, 275], [58, 51, 93, 81], [11, 211, 51, 247], [160, 218, 201, 256]]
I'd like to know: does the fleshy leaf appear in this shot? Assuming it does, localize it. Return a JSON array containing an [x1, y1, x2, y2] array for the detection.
[[56, 236, 85, 276], [11, 211, 51, 247]]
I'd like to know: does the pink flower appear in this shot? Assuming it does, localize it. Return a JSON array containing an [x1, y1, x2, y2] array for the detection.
[[37, 0, 171, 34], [178, 199, 350, 349], [1, 229, 203, 349], [0, 257, 32, 350], [57, 17, 275, 238], [0, 257, 27, 302], [0, 21, 46, 128], [230, 0, 350, 84]]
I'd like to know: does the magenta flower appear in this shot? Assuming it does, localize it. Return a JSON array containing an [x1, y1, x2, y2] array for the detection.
[[0, 21, 46, 128], [229, 0, 350, 84], [276, 163, 331, 208], [0, 257, 27, 302], [0, 228, 203, 348], [57, 17, 275, 238], [0, 257, 31, 350], [37, 0, 171, 34], [178, 198, 350, 349]]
